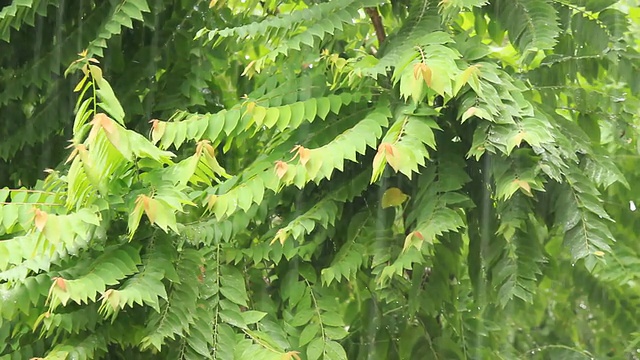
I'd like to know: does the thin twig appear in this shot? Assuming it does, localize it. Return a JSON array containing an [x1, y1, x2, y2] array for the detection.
[[0, 202, 63, 206], [4, 189, 57, 195]]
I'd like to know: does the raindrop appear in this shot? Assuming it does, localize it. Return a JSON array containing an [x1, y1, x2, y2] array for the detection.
[[630, 200, 636, 212]]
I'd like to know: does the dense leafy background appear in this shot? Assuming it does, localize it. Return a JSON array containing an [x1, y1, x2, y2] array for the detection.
[[1, 0, 640, 359]]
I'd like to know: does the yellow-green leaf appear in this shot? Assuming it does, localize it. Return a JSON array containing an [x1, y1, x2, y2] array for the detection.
[[381, 187, 409, 208]]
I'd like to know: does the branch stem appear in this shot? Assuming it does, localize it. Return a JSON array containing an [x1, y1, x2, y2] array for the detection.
[[365, 7, 386, 45]]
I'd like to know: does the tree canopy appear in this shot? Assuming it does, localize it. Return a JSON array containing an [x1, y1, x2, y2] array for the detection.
[[1, 0, 640, 359]]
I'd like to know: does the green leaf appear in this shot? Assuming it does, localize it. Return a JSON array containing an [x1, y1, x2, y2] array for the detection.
[[307, 338, 323, 360], [316, 97, 331, 120], [290, 309, 315, 327], [96, 78, 126, 124], [219, 309, 248, 329], [381, 187, 409, 208], [323, 326, 348, 340], [252, 106, 267, 128], [304, 98, 317, 122], [264, 107, 280, 128], [241, 310, 267, 324], [583, 0, 617, 12], [320, 311, 344, 327], [299, 323, 319, 346], [491, 0, 560, 52], [324, 341, 347, 360], [220, 265, 248, 306]]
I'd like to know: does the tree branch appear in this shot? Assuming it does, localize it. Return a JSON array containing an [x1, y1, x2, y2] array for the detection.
[[365, 7, 386, 45]]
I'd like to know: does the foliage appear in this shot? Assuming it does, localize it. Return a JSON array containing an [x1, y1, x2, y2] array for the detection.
[[2, 0, 640, 359], [0, 0, 240, 186]]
